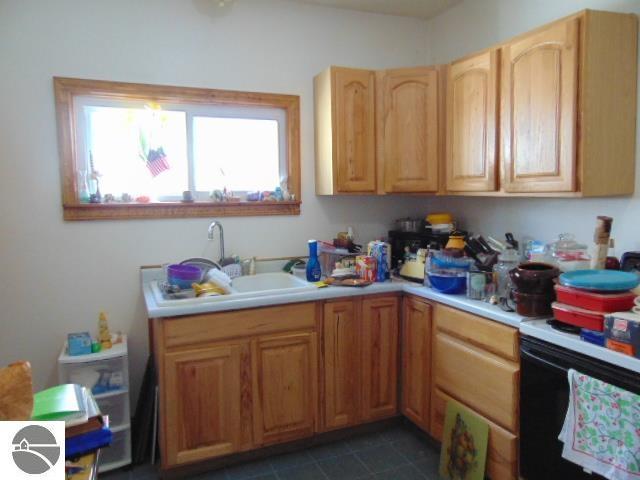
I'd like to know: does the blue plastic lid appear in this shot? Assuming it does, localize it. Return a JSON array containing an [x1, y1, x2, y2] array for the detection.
[[559, 269, 640, 292]]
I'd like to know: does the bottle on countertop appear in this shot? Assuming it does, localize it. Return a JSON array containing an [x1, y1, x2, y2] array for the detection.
[[306, 240, 322, 282], [605, 238, 621, 270]]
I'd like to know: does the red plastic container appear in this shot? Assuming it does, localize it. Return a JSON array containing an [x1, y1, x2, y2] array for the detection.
[[551, 302, 606, 331], [554, 284, 636, 312]]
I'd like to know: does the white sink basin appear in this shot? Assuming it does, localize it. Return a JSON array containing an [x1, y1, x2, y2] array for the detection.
[[232, 272, 311, 293], [150, 272, 315, 307]]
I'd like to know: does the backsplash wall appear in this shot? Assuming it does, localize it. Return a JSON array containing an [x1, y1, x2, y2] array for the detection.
[[422, 0, 640, 255], [0, 0, 429, 401]]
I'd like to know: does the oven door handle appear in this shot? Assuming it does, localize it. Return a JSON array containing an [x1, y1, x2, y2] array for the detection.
[[521, 348, 569, 374]]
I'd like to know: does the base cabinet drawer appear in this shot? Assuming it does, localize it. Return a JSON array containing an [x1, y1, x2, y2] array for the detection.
[[433, 331, 519, 431], [431, 388, 518, 480]]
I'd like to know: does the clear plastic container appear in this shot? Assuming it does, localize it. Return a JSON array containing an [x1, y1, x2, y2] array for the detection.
[[493, 248, 520, 300], [96, 391, 130, 428], [98, 428, 131, 471], [59, 355, 129, 395]]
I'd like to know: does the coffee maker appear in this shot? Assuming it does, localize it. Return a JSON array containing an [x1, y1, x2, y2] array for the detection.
[[388, 230, 452, 282]]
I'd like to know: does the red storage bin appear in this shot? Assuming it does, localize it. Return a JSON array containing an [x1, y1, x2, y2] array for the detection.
[[551, 302, 606, 331], [554, 284, 636, 312]]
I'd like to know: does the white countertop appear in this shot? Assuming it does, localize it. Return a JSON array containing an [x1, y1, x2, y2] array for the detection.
[[142, 269, 522, 326], [141, 268, 640, 374]]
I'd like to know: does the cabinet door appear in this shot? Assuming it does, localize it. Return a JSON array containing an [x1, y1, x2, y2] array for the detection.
[[362, 296, 399, 421], [400, 296, 432, 432], [321, 300, 361, 430], [333, 68, 377, 192], [252, 332, 318, 446], [164, 344, 244, 465], [378, 67, 440, 193], [446, 50, 499, 192], [501, 19, 579, 192]]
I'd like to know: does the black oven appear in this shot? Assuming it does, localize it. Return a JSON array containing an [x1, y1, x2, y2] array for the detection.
[[520, 336, 640, 479]]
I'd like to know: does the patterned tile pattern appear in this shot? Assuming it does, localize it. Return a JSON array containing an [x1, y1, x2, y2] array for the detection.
[[102, 424, 441, 480]]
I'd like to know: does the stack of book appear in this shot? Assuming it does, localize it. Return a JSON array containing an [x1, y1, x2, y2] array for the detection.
[[32, 384, 112, 479]]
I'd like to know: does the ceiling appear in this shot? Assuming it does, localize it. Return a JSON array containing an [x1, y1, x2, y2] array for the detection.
[[289, 0, 462, 19]]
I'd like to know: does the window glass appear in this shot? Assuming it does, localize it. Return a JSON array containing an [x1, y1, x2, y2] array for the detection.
[[84, 105, 188, 200], [193, 116, 280, 192]]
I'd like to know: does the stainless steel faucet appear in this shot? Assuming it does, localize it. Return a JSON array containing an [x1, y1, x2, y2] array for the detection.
[[207, 220, 225, 263]]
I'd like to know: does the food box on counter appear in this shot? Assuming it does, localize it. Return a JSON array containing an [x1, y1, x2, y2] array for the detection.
[[552, 302, 606, 332], [604, 312, 640, 358], [554, 284, 637, 312]]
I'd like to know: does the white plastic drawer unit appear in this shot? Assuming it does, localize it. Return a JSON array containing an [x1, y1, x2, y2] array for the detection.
[[96, 391, 130, 429], [58, 339, 129, 395], [99, 427, 132, 472], [59, 355, 129, 395]]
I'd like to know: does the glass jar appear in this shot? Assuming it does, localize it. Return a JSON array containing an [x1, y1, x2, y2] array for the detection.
[[546, 233, 591, 271], [493, 248, 520, 300]]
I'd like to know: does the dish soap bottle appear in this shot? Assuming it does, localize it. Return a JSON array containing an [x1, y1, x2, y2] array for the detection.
[[306, 240, 322, 282]]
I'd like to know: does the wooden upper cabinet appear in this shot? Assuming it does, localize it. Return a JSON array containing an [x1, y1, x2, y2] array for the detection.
[[164, 344, 244, 465], [361, 296, 399, 421], [321, 300, 362, 430], [378, 67, 441, 193], [252, 332, 318, 446], [315, 67, 377, 194], [501, 18, 579, 193], [446, 50, 499, 192], [400, 296, 432, 432]]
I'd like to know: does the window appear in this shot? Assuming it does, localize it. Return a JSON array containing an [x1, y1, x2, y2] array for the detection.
[[54, 78, 300, 220]]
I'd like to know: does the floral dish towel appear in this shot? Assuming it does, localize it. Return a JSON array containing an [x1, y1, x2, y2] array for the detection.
[[559, 369, 640, 480]]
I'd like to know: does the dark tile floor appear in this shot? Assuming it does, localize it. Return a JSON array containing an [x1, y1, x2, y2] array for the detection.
[[102, 424, 441, 479]]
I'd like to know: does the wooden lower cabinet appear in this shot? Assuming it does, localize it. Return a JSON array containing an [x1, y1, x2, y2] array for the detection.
[[154, 296, 520, 478], [431, 304, 520, 480], [400, 296, 432, 432], [431, 388, 518, 480], [322, 300, 361, 430], [321, 295, 399, 431], [163, 343, 246, 466], [361, 296, 399, 420], [252, 332, 318, 446]]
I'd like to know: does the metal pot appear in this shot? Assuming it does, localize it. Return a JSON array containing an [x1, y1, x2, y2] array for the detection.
[[395, 218, 422, 232]]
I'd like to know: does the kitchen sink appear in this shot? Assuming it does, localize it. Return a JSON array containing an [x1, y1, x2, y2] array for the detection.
[[150, 272, 315, 307], [232, 272, 311, 293]]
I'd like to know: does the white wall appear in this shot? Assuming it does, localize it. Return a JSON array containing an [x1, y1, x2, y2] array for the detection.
[[0, 0, 431, 403], [423, 0, 640, 255]]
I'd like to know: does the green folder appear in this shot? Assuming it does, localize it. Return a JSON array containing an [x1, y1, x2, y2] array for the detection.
[[32, 384, 88, 427]]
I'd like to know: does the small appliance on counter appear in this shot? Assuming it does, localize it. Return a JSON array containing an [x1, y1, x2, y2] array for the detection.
[[388, 229, 451, 270], [398, 248, 428, 282]]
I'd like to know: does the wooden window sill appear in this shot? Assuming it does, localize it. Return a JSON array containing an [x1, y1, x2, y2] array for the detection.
[[63, 201, 301, 221]]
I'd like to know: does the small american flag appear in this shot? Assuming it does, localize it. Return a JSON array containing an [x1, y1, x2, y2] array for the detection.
[[146, 147, 170, 177]]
